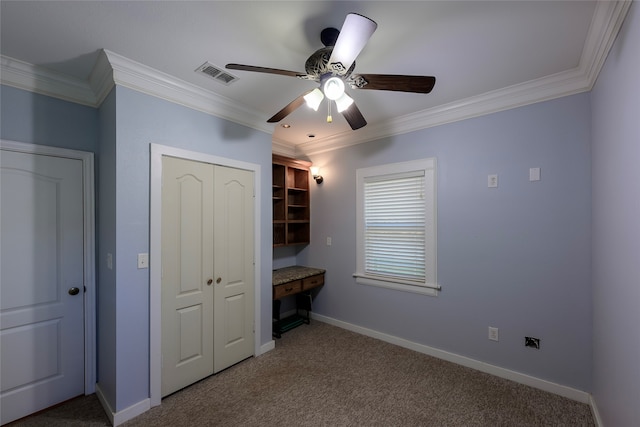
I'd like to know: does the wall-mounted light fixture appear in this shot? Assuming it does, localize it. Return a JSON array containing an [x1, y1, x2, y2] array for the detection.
[[310, 166, 323, 184]]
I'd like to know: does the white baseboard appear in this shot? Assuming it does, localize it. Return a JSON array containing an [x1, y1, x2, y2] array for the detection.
[[259, 339, 276, 355], [95, 383, 150, 426], [589, 394, 603, 427], [112, 398, 150, 426], [311, 313, 590, 404], [94, 384, 114, 425]]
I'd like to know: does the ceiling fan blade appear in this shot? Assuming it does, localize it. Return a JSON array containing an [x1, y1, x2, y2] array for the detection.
[[226, 63, 307, 78], [327, 14, 377, 75], [350, 74, 436, 93], [341, 102, 367, 130], [267, 91, 312, 123]]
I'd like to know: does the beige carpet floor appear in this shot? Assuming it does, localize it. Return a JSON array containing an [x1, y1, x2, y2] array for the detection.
[[10, 321, 594, 426]]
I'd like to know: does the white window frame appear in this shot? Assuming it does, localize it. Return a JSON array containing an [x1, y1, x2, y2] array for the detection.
[[355, 158, 438, 296]]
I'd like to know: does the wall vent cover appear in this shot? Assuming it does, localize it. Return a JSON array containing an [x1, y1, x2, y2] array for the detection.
[[195, 62, 238, 85]]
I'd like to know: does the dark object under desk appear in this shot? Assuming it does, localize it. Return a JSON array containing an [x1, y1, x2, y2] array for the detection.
[[272, 266, 325, 338]]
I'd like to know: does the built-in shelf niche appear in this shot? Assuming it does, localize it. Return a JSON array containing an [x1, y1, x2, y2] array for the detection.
[[272, 154, 311, 246]]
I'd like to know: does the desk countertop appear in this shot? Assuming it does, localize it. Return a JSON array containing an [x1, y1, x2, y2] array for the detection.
[[272, 265, 326, 286]]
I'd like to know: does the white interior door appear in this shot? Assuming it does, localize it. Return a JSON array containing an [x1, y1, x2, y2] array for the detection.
[[161, 156, 254, 396], [0, 150, 85, 424], [161, 156, 214, 397], [213, 166, 254, 373]]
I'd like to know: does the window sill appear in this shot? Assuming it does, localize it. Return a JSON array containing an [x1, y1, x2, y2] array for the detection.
[[353, 274, 440, 297]]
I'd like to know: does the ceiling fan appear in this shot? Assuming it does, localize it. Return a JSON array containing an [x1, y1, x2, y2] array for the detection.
[[226, 13, 436, 130]]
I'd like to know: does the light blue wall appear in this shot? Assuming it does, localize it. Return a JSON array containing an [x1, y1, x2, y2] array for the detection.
[[1, 85, 97, 151], [273, 246, 300, 269], [1, 83, 273, 413], [301, 93, 592, 391], [96, 89, 117, 407], [591, 2, 640, 425], [112, 86, 273, 410]]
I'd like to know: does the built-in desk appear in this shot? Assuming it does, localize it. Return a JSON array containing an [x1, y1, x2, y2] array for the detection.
[[272, 266, 325, 338]]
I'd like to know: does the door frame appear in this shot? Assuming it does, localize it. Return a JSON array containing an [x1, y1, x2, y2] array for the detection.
[[149, 143, 262, 407], [0, 139, 97, 394]]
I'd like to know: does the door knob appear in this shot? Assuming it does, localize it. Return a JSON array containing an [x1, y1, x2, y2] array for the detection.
[[216, 277, 222, 284], [207, 279, 213, 285], [68, 287, 80, 295]]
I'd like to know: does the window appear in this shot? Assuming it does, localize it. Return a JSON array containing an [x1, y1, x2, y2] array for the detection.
[[355, 158, 438, 296]]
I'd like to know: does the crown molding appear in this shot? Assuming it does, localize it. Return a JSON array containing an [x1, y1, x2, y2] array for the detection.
[[580, 0, 632, 89], [271, 138, 298, 158], [88, 50, 115, 106], [293, 0, 632, 156], [0, 50, 272, 136], [100, 50, 272, 135], [0, 55, 97, 106], [0, 1, 631, 156], [295, 66, 589, 156]]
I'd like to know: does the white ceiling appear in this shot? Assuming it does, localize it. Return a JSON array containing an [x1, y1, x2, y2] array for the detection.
[[0, 1, 629, 155]]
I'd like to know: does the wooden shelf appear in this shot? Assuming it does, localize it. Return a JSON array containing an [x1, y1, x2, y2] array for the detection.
[[273, 154, 311, 246]]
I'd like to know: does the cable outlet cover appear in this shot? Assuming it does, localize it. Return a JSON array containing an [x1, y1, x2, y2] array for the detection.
[[525, 336, 540, 349]]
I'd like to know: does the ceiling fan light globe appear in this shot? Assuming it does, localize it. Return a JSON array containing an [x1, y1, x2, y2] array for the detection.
[[323, 77, 345, 100], [304, 88, 324, 111], [335, 93, 354, 113]]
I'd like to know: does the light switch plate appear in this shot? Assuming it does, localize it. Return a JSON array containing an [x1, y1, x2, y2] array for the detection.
[[489, 327, 499, 341], [529, 167, 541, 181], [137, 253, 149, 269]]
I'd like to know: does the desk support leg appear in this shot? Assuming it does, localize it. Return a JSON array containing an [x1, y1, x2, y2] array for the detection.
[[296, 292, 313, 324], [272, 299, 282, 339]]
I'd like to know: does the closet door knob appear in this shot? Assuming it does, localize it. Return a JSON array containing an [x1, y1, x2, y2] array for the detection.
[[216, 277, 222, 284], [207, 279, 213, 285]]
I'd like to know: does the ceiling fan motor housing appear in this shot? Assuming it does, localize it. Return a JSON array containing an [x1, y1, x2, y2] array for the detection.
[[304, 47, 355, 81]]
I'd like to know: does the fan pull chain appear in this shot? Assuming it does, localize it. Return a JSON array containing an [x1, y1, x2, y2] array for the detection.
[[327, 100, 333, 123]]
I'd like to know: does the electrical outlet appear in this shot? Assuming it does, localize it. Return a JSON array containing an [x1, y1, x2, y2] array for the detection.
[[488, 327, 499, 341], [525, 336, 540, 349], [488, 174, 498, 188]]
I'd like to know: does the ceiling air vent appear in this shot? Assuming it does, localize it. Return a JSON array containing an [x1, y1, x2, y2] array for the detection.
[[195, 62, 238, 85]]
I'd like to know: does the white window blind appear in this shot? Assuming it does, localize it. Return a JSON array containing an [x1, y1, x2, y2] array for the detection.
[[363, 171, 425, 283], [355, 158, 437, 296]]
